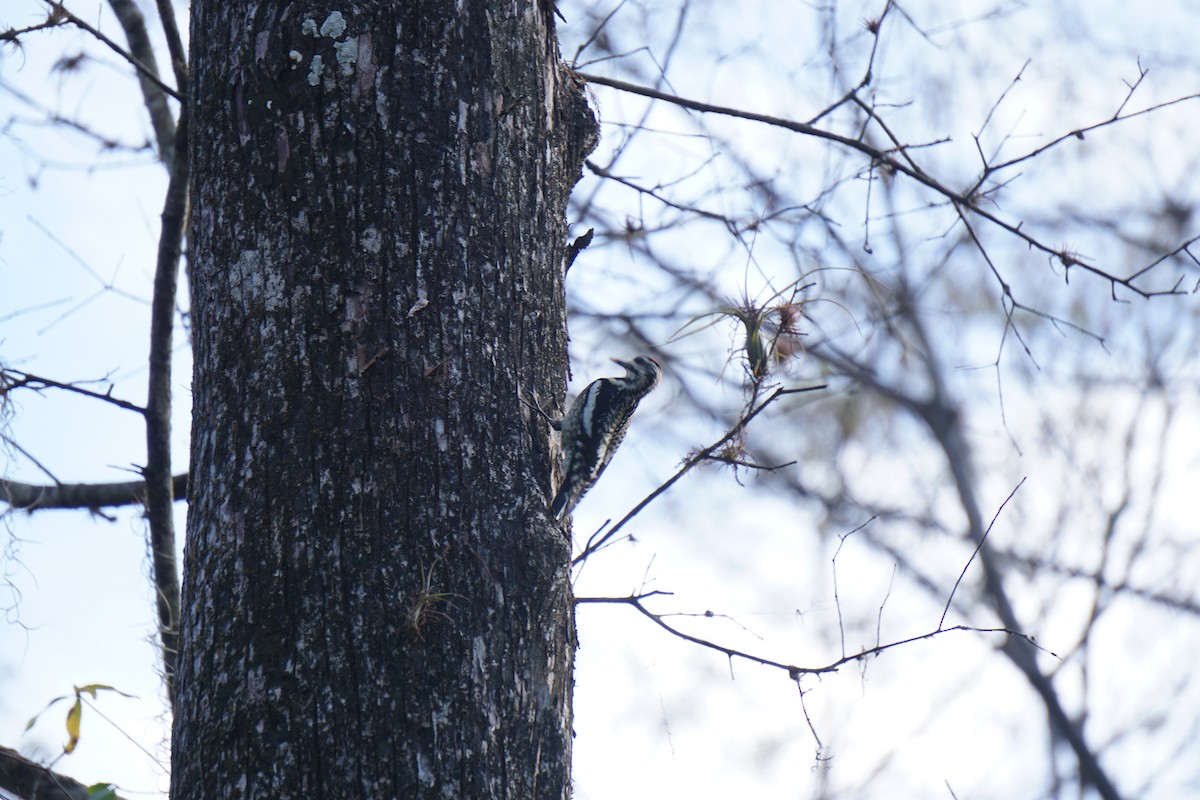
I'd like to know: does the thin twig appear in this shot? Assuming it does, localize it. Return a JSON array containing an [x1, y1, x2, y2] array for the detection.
[[0, 16, 68, 42], [939, 478, 1026, 629], [830, 518, 878, 659], [572, 384, 825, 565], [0, 434, 60, 484], [44, 1, 181, 101], [576, 591, 1054, 677], [581, 72, 1196, 296], [2, 369, 146, 414]]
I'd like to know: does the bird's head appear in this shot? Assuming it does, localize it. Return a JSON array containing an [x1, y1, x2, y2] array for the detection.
[[612, 355, 662, 392]]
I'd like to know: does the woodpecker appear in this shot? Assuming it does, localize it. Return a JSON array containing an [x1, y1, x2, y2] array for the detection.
[[547, 355, 662, 520]]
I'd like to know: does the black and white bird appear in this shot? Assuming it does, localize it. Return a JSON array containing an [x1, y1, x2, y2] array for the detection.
[[548, 355, 662, 520]]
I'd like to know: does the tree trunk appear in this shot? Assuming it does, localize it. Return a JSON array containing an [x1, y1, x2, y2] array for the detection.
[[173, 3, 596, 798]]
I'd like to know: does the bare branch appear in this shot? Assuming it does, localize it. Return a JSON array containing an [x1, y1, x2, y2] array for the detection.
[[577, 590, 1050, 677], [1003, 550, 1200, 616], [814, 340, 1124, 800], [984, 77, 1198, 179], [572, 384, 826, 565], [973, 59, 1032, 147], [581, 72, 1196, 297], [0, 14, 68, 43], [939, 478, 1026, 629], [143, 106, 190, 710], [43, 0, 181, 101], [585, 159, 739, 228], [1, 369, 146, 414], [831, 517, 878, 659], [105, 0, 177, 162], [1, 434, 60, 484], [152, 0, 189, 94], [1, 473, 188, 511]]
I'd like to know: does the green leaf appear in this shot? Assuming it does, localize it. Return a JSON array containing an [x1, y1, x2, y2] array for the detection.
[[77, 683, 134, 699], [64, 698, 82, 754], [23, 684, 138, 757], [24, 693, 71, 733]]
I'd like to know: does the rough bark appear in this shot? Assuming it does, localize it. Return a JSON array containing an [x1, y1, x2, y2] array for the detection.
[[173, 2, 595, 799]]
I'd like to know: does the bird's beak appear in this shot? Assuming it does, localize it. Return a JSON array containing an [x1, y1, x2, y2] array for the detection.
[[611, 357, 633, 370]]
